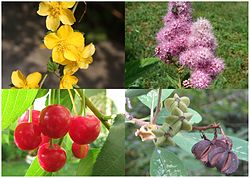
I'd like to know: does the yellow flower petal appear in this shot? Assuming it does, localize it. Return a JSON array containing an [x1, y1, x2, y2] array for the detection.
[[52, 47, 66, 64], [68, 32, 84, 48], [57, 25, 74, 39], [26, 72, 42, 88], [11, 70, 26, 88], [46, 16, 60, 31], [82, 43, 95, 58], [64, 45, 79, 61], [37, 2, 50, 16], [60, 75, 78, 89], [61, 2, 76, 8], [78, 57, 93, 69], [64, 62, 79, 75], [59, 9, 76, 25], [44, 33, 60, 49]]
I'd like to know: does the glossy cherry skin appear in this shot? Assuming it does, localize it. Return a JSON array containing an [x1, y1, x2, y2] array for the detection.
[[14, 123, 42, 150], [39, 134, 51, 147], [38, 143, 66, 172], [39, 104, 71, 139], [18, 110, 40, 126], [69, 115, 101, 145], [72, 142, 89, 159]]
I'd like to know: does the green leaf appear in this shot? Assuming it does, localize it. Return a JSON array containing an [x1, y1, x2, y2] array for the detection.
[[188, 108, 202, 124], [25, 157, 51, 176], [125, 57, 160, 86], [150, 147, 188, 176], [76, 148, 100, 176], [173, 132, 248, 161], [92, 114, 125, 176], [157, 108, 170, 124], [138, 89, 174, 109], [125, 89, 151, 98], [2, 130, 9, 144], [47, 58, 59, 73], [35, 89, 48, 99], [2, 89, 38, 129]]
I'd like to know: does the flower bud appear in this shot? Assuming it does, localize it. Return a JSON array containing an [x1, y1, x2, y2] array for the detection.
[[216, 151, 239, 175], [180, 96, 190, 107], [181, 120, 192, 131], [171, 107, 183, 116]]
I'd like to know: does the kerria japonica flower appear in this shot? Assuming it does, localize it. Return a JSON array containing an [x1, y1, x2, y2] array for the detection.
[[155, 1, 192, 63], [180, 18, 225, 89]]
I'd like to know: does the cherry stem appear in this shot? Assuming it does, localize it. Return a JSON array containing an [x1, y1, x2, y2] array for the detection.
[[58, 137, 64, 146], [39, 73, 48, 89], [28, 105, 33, 123], [152, 89, 162, 124], [67, 89, 78, 115], [75, 89, 111, 130], [82, 89, 86, 116]]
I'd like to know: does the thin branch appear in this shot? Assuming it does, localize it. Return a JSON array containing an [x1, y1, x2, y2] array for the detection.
[[192, 123, 221, 131], [152, 89, 162, 124]]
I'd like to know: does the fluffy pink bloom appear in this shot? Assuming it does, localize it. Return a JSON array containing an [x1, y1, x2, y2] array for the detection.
[[204, 57, 225, 76], [189, 70, 212, 89], [179, 47, 214, 69], [164, 2, 192, 24]]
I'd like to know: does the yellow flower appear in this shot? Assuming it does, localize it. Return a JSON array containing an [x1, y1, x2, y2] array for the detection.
[[11, 70, 42, 89], [59, 74, 78, 89], [63, 43, 95, 75], [44, 25, 84, 65], [37, 2, 76, 31]]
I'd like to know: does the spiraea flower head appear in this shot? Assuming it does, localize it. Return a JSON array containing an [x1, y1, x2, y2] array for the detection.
[[37, 2, 76, 31], [204, 57, 225, 77], [44, 25, 84, 65], [189, 70, 212, 89], [11, 70, 42, 89]]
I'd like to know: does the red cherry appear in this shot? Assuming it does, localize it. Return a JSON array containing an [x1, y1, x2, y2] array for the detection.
[[39, 134, 51, 147], [72, 142, 89, 159], [39, 104, 71, 139], [69, 115, 101, 145], [18, 110, 40, 126], [14, 123, 42, 150], [38, 143, 66, 172]]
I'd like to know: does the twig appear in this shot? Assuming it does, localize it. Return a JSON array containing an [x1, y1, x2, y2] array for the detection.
[[192, 123, 221, 131], [152, 89, 162, 124]]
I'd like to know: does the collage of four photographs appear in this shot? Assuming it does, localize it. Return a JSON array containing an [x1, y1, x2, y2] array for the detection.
[[1, 1, 248, 177]]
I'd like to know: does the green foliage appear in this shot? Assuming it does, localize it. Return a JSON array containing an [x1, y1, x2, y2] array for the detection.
[[125, 2, 248, 88], [173, 132, 248, 161], [138, 89, 174, 109], [150, 147, 188, 176], [25, 157, 51, 176], [76, 148, 100, 176], [47, 58, 59, 73], [188, 108, 202, 124], [2, 89, 38, 129], [92, 114, 125, 176], [125, 57, 160, 86]]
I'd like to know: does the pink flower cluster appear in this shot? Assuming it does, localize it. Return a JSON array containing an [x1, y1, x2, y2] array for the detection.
[[155, 2, 192, 63], [155, 2, 225, 89]]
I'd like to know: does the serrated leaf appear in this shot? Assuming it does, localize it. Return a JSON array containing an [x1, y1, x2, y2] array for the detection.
[[47, 59, 59, 73], [25, 157, 51, 176], [173, 132, 248, 161], [150, 147, 188, 176], [138, 89, 174, 109], [188, 108, 202, 124], [76, 148, 100, 176], [2, 89, 38, 129], [125, 57, 160, 86], [92, 114, 125, 176]]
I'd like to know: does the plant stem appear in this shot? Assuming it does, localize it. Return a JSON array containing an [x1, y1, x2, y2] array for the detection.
[[152, 89, 162, 124], [28, 105, 34, 122], [82, 89, 86, 116], [74, 89, 111, 130], [72, 2, 79, 14], [67, 89, 77, 115], [150, 92, 155, 123], [192, 123, 221, 131], [39, 73, 48, 88]]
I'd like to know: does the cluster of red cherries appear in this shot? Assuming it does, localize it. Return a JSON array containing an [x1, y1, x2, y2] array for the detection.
[[14, 104, 101, 172]]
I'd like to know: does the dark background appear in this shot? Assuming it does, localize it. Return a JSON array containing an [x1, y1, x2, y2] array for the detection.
[[2, 2, 125, 88]]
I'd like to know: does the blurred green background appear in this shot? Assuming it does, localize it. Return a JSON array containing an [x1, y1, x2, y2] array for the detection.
[[125, 2, 248, 88], [125, 89, 248, 176]]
